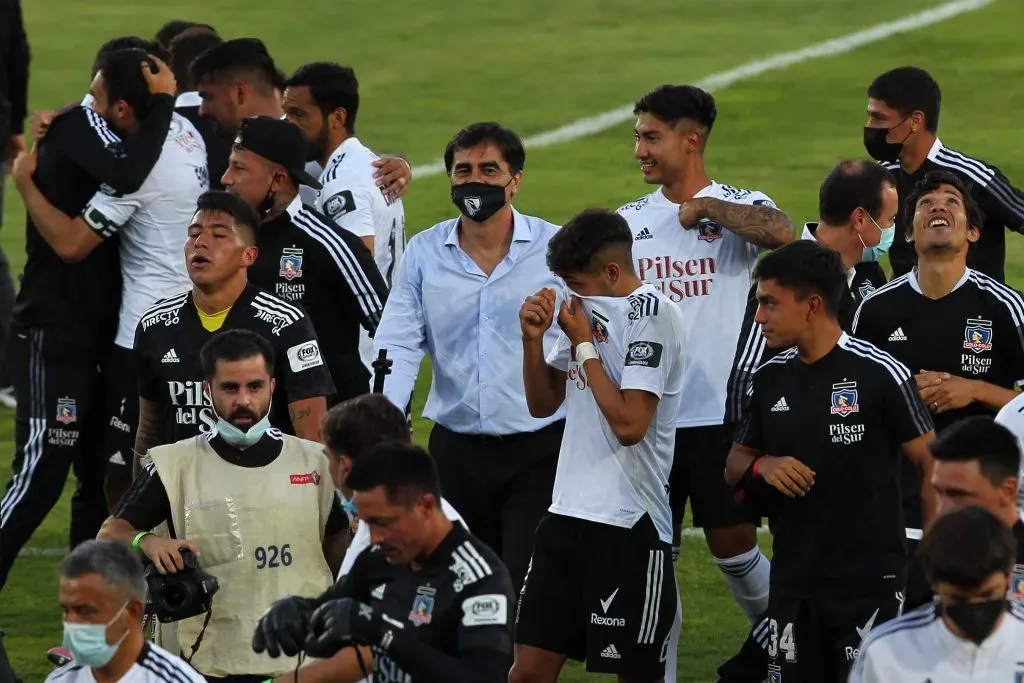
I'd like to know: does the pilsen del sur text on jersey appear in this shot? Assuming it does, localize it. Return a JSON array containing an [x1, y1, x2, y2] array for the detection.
[[637, 255, 716, 301]]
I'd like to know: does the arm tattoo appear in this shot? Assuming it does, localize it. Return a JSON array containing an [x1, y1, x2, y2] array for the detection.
[[702, 198, 794, 249], [290, 406, 313, 422]]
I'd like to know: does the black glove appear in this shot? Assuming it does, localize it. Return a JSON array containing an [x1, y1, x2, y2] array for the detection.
[[304, 598, 385, 658], [252, 596, 320, 658]]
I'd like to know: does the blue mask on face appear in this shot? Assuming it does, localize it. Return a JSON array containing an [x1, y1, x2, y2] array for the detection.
[[861, 214, 896, 263], [62, 601, 130, 667], [215, 405, 271, 447]]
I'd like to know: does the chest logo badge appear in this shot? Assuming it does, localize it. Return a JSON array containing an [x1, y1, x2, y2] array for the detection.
[[696, 220, 724, 243], [963, 318, 993, 354], [830, 381, 860, 418], [279, 247, 304, 281], [56, 397, 78, 425], [858, 281, 876, 299], [409, 586, 437, 626], [591, 310, 610, 343]]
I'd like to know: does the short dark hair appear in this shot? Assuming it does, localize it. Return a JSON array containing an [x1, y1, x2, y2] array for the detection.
[[818, 159, 897, 226], [347, 442, 443, 507], [194, 190, 261, 244], [930, 416, 1021, 487], [752, 240, 846, 318], [155, 20, 216, 49], [867, 66, 942, 133], [443, 122, 525, 175], [919, 506, 1016, 589], [96, 49, 156, 117], [286, 62, 359, 134], [546, 208, 634, 279], [904, 170, 985, 232], [321, 394, 410, 461], [199, 329, 275, 380], [169, 27, 223, 92], [60, 540, 147, 602], [190, 38, 278, 97], [634, 84, 717, 133], [91, 36, 150, 78]]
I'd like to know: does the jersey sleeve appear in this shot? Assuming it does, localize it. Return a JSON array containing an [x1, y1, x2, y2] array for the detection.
[[879, 360, 935, 444], [724, 284, 767, 425], [51, 98, 173, 195], [80, 186, 143, 240], [314, 215, 389, 333], [453, 570, 514, 655], [618, 307, 680, 398], [318, 178, 376, 238], [734, 371, 765, 450], [851, 294, 885, 345], [975, 163, 1024, 231], [133, 321, 164, 403], [544, 331, 572, 372], [278, 311, 337, 402], [996, 289, 1024, 385], [112, 462, 172, 531]]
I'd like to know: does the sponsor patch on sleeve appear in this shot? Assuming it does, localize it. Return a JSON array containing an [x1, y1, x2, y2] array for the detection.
[[286, 340, 324, 372], [460, 594, 508, 627], [752, 198, 777, 208], [324, 190, 356, 219], [625, 341, 663, 368]]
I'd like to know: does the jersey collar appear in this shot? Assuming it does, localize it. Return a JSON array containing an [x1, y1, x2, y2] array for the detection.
[[907, 267, 971, 296], [925, 137, 946, 164], [654, 181, 717, 206], [420, 521, 472, 569], [284, 194, 303, 220], [321, 136, 362, 180], [175, 91, 201, 108], [207, 429, 284, 467]]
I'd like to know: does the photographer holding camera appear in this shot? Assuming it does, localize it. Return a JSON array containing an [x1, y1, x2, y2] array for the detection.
[[45, 540, 205, 683], [98, 329, 349, 682]]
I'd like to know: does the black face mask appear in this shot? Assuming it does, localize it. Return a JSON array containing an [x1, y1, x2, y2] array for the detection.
[[944, 598, 1006, 645], [863, 122, 910, 163], [451, 181, 509, 222], [256, 179, 278, 217]]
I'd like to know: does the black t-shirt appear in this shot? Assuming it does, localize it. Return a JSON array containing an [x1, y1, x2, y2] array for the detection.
[[248, 201, 388, 400], [724, 224, 888, 426], [112, 430, 346, 538], [317, 524, 514, 683], [882, 143, 1024, 282], [13, 99, 173, 348], [736, 332, 934, 597], [852, 268, 1024, 527], [133, 283, 336, 442]]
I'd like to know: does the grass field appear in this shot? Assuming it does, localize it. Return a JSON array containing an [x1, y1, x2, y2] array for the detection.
[[2, 0, 1024, 680]]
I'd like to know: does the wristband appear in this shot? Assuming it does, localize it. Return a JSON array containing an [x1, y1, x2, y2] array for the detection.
[[131, 531, 152, 555], [575, 341, 599, 365], [751, 457, 765, 479]]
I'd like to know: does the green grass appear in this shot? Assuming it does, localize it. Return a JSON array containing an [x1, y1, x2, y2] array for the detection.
[[3, 0, 1024, 680]]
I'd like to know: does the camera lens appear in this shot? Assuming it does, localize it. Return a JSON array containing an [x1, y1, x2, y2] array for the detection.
[[162, 582, 193, 610]]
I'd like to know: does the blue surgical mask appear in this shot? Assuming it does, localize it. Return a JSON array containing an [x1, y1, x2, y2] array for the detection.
[[861, 215, 896, 263], [62, 601, 130, 667], [214, 404, 271, 447], [336, 490, 357, 518]]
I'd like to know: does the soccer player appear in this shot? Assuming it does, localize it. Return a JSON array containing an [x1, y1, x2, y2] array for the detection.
[[222, 115, 388, 402], [619, 84, 793, 629], [153, 19, 215, 51], [512, 208, 683, 683], [725, 239, 936, 683], [9, 47, 209, 507], [132, 190, 335, 463], [863, 66, 1024, 282], [373, 122, 564, 593], [190, 38, 411, 204], [0, 57, 176, 592], [852, 170, 1024, 605]]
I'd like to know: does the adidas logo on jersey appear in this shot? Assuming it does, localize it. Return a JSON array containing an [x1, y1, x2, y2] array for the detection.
[[771, 397, 789, 412], [161, 349, 180, 363], [371, 584, 386, 600], [108, 452, 126, 466], [888, 327, 908, 342], [600, 644, 621, 659], [634, 227, 653, 241]]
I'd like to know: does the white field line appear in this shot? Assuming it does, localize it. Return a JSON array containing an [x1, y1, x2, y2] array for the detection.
[[413, 0, 995, 178]]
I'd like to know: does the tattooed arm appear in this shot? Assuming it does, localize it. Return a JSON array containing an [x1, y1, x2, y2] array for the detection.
[[289, 397, 327, 442], [682, 197, 794, 249]]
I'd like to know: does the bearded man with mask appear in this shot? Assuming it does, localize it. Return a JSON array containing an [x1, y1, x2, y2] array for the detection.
[[99, 328, 348, 683], [45, 540, 206, 683], [222, 115, 388, 405], [850, 506, 1024, 683], [372, 122, 563, 595], [863, 66, 1024, 282]]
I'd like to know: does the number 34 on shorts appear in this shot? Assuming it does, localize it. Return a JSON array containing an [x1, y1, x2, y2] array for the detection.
[[766, 617, 798, 663]]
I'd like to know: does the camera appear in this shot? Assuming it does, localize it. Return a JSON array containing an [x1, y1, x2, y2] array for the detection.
[[145, 548, 220, 623]]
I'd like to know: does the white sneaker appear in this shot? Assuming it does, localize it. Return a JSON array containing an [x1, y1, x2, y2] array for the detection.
[[0, 386, 17, 409]]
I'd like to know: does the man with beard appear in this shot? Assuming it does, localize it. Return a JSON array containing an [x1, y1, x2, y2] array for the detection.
[[99, 328, 348, 682], [853, 170, 1024, 609], [222, 116, 388, 404], [190, 38, 412, 205]]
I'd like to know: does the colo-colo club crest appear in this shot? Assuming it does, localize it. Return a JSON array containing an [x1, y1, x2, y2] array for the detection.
[[830, 381, 860, 418], [279, 247, 304, 281], [963, 318, 993, 354]]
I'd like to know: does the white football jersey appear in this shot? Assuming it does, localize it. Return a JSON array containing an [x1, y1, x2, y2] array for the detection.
[[83, 113, 208, 348], [45, 642, 206, 682], [315, 136, 406, 285], [994, 392, 1024, 509], [546, 284, 685, 543], [618, 182, 776, 428]]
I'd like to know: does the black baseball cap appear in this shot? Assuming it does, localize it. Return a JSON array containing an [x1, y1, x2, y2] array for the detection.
[[233, 116, 323, 189]]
